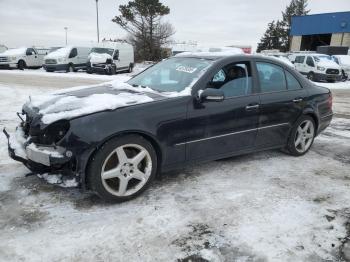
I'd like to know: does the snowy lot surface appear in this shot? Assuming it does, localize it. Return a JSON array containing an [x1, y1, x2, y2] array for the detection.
[[0, 70, 350, 261]]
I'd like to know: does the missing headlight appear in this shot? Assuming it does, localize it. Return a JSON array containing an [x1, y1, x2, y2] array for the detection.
[[41, 120, 70, 145]]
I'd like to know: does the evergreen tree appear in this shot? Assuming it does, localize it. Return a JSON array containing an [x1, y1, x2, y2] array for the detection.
[[257, 0, 310, 52]]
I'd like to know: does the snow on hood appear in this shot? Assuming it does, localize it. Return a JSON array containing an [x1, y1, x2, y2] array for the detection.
[[25, 76, 197, 125], [89, 52, 112, 63], [316, 60, 340, 69], [1, 47, 26, 56], [25, 87, 154, 124], [45, 46, 71, 59]]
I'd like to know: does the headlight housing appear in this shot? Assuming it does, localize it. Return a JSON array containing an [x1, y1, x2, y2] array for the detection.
[[317, 66, 326, 71], [41, 120, 70, 144], [10, 56, 16, 61]]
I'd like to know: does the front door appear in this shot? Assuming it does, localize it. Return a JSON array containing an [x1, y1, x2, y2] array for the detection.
[[255, 61, 307, 147], [186, 61, 260, 161]]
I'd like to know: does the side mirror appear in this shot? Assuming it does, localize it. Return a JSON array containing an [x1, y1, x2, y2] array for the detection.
[[197, 88, 225, 102]]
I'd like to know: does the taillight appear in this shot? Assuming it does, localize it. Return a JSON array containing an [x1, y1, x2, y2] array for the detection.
[[328, 93, 333, 109]]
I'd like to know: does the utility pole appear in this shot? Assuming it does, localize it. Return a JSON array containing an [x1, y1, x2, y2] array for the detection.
[[95, 0, 100, 43], [64, 27, 68, 45]]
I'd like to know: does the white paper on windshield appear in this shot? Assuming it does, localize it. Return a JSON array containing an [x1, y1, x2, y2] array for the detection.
[[176, 66, 197, 74]]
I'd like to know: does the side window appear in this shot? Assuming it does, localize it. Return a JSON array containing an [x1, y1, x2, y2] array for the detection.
[[332, 56, 339, 64], [26, 48, 34, 55], [113, 50, 119, 60], [69, 48, 77, 58], [295, 56, 305, 64], [306, 56, 315, 67], [209, 62, 253, 98], [256, 62, 287, 93], [285, 71, 302, 90]]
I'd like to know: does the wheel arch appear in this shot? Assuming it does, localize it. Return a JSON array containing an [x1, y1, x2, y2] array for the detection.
[[302, 110, 319, 134], [83, 130, 163, 189]]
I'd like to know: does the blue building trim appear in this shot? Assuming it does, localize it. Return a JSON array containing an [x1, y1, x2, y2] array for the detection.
[[290, 11, 350, 36]]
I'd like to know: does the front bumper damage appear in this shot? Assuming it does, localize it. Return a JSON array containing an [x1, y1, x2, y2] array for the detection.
[[3, 126, 74, 175]]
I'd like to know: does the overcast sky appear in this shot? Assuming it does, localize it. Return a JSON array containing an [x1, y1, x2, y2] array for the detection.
[[0, 0, 349, 51]]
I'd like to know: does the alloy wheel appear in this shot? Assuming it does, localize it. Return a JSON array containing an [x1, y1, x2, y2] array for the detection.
[[294, 120, 314, 153], [101, 144, 152, 197]]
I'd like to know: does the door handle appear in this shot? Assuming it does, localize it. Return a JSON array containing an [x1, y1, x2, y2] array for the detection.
[[293, 98, 303, 103], [245, 104, 259, 110]]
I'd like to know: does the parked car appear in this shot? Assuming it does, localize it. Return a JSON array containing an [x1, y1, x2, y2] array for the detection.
[[87, 41, 134, 75], [0, 47, 46, 70], [294, 53, 342, 82], [332, 55, 350, 81], [43, 46, 92, 72], [4, 54, 333, 202]]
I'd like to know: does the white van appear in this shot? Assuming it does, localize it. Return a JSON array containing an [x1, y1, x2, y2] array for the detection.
[[294, 53, 342, 82], [0, 47, 46, 70], [332, 55, 350, 81], [87, 41, 134, 75], [43, 46, 92, 72]]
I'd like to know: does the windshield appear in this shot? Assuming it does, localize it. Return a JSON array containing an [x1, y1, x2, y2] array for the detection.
[[91, 48, 114, 56], [127, 57, 213, 93], [314, 55, 332, 62]]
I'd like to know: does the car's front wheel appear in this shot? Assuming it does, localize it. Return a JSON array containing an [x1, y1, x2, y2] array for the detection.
[[286, 116, 316, 156], [87, 135, 157, 202], [307, 72, 315, 81]]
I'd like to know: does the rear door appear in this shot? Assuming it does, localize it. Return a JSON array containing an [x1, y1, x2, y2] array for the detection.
[[255, 61, 307, 147], [186, 60, 260, 161]]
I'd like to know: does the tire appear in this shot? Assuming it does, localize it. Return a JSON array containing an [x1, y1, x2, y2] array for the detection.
[[108, 65, 116, 75], [17, 60, 26, 70], [67, 64, 74, 73], [87, 134, 158, 202], [285, 115, 316, 156], [307, 72, 315, 82]]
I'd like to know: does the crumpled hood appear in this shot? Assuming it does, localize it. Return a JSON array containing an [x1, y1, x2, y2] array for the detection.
[[89, 52, 112, 64], [316, 60, 340, 69], [23, 82, 169, 125]]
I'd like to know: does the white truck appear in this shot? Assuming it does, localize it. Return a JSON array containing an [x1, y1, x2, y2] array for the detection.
[[87, 41, 134, 75], [293, 53, 342, 82], [0, 47, 47, 70], [43, 46, 92, 72]]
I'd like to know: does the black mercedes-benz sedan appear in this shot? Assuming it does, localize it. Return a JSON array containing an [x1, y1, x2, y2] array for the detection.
[[4, 54, 333, 201]]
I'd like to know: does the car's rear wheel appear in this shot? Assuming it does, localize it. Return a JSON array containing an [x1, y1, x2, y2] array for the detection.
[[87, 135, 157, 202], [286, 116, 315, 156]]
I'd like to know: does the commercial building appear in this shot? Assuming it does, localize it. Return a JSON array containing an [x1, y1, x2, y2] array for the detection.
[[290, 11, 350, 51]]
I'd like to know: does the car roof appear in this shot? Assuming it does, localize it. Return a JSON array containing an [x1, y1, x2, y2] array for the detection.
[[174, 54, 292, 65]]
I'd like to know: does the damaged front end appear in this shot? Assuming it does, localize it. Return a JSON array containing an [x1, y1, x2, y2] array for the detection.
[[3, 108, 79, 186]]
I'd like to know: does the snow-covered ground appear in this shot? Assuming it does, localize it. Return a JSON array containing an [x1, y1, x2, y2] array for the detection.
[[0, 70, 350, 261]]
